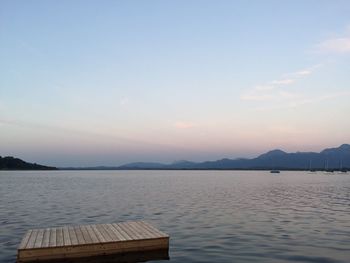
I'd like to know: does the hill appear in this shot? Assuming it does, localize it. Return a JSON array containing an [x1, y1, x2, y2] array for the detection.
[[0, 156, 57, 170]]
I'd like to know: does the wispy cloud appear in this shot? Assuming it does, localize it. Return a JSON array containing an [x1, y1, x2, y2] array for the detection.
[[244, 26, 350, 107], [285, 64, 322, 79], [270, 79, 295, 85], [240, 64, 320, 101], [240, 92, 275, 101], [241, 90, 300, 102], [317, 37, 350, 53], [295, 70, 312, 76], [254, 85, 275, 91], [287, 91, 350, 107], [173, 121, 196, 129]]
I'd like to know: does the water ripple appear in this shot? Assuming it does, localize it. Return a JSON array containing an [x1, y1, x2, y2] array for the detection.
[[1, 170, 350, 263]]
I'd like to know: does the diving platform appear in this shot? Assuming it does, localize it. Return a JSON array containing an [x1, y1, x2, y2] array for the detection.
[[17, 221, 169, 262]]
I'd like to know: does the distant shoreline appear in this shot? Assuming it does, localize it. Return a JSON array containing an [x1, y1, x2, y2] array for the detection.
[[2, 144, 349, 172], [2, 168, 348, 172], [58, 168, 349, 171]]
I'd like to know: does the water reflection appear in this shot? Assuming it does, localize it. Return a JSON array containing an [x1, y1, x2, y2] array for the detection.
[[28, 249, 169, 263]]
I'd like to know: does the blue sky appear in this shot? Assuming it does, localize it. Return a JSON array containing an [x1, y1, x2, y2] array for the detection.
[[1, 1, 350, 166]]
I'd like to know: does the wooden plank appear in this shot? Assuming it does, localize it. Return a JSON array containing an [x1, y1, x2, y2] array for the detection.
[[56, 228, 64, 247], [116, 223, 135, 240], [85, 225, 101, 243], [130, 221, 155, 239], [49, 228, 56, 247], [90, 224, 106, 243], [125, 222, 147, 239], [134, 221, 159, 237], [25, 229, 38, 249], [119, 222, 143, 240], [80, 226, 93, 244], [128, 222, 152, 239], [62, 226, 71, 246], [18, 230, 32, 249], [137, 221, 160, 237], [74, 226, 86, 245], [101, 224, 121, 241], [136, 221, 161, 238], [41, 228, 51, 248], [105, 224, 127, 241], [139, 221, 168, 237], [68, 226, 79, 245], [112, 223, 133, 240], [102, 224, 117, 241], [33, 229, 44, 248], [96, 224, 114, 242]]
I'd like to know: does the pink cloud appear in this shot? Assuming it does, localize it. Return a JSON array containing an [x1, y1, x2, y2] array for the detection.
[[174, 121, 196, 129]]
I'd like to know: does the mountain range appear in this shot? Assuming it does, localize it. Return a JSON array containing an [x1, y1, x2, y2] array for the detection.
[[116, 144, 350, 170], [2, 144, 349, 171]]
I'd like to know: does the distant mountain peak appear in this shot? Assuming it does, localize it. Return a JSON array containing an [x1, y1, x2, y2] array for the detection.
[[118, 162, 166, 169], [321, 144, 350, 154], [339, 144, 350, 150], [269, 149, 287, 154], [171, 160, 193, 165], [259, 149, 287, 158]]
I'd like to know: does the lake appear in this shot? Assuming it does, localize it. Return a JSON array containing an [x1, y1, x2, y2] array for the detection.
[[1, 170, 349, 263]]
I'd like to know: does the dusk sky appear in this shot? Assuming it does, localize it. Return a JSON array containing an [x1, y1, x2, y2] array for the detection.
[[1, 1, 350, 167]]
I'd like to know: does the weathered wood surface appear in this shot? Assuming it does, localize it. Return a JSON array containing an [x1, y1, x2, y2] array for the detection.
[[17, 221, 169, 262]]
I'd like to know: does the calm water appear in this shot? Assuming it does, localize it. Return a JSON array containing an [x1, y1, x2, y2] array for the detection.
[[1, 171, 350, 263]]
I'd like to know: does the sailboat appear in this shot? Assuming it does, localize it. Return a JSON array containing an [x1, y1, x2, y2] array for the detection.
[[339, 159, 348, 174], [270, 156, 280, 173], [309, 160, 316, 173], [324, 159, 334, 174]]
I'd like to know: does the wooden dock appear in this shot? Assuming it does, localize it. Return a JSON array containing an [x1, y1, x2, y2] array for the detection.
[[17, 221, 169, 262]]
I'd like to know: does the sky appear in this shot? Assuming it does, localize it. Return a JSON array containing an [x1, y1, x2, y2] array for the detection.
[[1, 1, 350, 167]]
